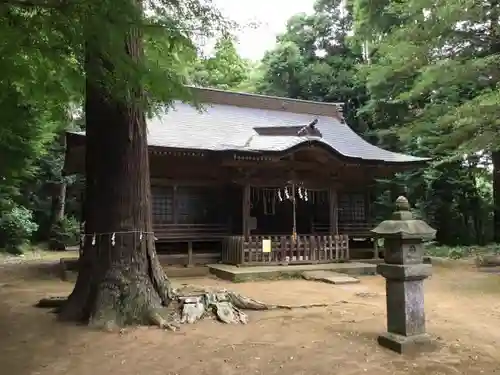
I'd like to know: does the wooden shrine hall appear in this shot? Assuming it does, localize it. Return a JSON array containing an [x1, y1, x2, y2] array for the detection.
[[64, 86, 427, 266]]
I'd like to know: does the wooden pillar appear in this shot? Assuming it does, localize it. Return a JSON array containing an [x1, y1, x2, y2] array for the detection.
[[172, 185, 178, 223], [373, 240, 380, 259], [329, 187, 338, 235], [186, 241, 193, 267], [242, 184, 251, 238], [366, 187, 379, 259]]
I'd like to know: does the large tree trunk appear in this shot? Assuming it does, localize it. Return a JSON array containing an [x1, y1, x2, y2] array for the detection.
[[58, 4, 173, 329]]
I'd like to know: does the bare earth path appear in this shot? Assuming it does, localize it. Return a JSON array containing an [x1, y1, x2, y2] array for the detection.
[[1, 261, 500, 375]]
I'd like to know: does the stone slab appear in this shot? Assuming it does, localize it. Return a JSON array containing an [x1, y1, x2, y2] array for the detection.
[[302, 270, 360, 285], [378, 332, 437, 355], [208, 262, 377, 282]]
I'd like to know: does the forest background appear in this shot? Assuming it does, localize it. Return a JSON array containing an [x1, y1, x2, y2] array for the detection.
[[1, 0, 499, 259]]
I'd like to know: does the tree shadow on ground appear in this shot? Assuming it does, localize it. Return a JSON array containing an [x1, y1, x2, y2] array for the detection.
[[0, 263, 88, 375]]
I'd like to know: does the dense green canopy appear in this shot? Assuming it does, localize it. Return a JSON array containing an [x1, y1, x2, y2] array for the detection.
[[245, 0, 498, 246], [0, 0, 231, 252]]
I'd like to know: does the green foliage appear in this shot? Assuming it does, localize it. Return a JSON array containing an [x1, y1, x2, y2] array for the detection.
[[0, 90, 59, 184], [0, 5, 82, 194], [49, 216, 80, 249], [189, 35, 251, 90], [242, 0, 499, 246], [0, 202, 39, 254], [0, 0, 236, 250], [0, 0, 234, 138], [352, 0, 500, 154], [252, 1, 368, 133], [349, 0, 500, 245], [425, 243, 500, 259]]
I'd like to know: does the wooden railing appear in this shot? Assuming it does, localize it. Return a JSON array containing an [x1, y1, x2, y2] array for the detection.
[[153, 223, 229, 242], [222, 234, 349, 266], [339, 223, 374, 237], [312, 222, 375, 237]]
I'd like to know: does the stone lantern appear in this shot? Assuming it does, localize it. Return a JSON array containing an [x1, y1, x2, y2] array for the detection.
[[371, 196, 437, 354]]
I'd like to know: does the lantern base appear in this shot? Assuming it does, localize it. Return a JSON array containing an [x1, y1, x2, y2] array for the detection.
[[377, 332, 437, 355]]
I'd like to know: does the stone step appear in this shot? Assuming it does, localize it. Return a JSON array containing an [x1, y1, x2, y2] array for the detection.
[[302, 270, 360, 285]]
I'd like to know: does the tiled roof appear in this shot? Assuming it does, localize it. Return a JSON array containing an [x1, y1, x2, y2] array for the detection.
[[70, 87, 428, 164], [145, 103, 426, 163]]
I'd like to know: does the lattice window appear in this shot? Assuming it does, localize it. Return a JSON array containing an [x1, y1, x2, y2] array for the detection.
[[176, 187, 195, 224], [176, 187, 217, 224], [351, 194, 366, 221], [339, 194, 351, 222], [338, 193, 366, 222], [151, 186, 174, 223]]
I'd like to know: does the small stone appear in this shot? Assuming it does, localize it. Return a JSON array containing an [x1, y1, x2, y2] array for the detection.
[[180, 301, 205, 324], [302, 271, 359, 285]]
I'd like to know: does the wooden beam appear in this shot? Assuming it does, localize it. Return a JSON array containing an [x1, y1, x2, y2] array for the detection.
[[222, 159, 338, 171], [242, 184, 251, 238], [231, 177, 344, 189], [150, 178, 227, 186], [173, 185, 178, 224], [329, 187, 338, 235], [187, 241, 193, 267]]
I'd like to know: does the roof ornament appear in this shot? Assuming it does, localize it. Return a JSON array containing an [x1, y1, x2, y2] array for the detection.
[[297, 118, 321, 137]]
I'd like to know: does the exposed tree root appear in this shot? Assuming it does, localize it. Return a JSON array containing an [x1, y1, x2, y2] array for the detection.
[[36, 296, 67, 309], [37, 282, 338, 330], [476, 254, 500, 268]]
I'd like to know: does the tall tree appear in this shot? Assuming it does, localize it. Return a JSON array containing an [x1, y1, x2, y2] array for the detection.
[[352, 0, 499, 243], [189, 34, 250, 90], [0, 4, 80, 200], [58, 0, 171, 326], [60, 1, 229, 326], [2, 0, 229, 326], [255, 0, 368, 134], [0, 5, 83, 251]]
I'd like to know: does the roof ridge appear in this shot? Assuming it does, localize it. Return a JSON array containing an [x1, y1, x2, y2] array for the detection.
[[186, 86, 344, 120], [186, 85, 344, 107]]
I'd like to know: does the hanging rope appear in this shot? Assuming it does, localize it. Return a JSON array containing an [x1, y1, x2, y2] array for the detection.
[[80, 231, 156, 248]]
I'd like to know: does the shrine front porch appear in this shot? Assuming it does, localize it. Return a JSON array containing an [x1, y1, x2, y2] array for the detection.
[[150, 181, 378, 266], [208, 262, 377, 283]]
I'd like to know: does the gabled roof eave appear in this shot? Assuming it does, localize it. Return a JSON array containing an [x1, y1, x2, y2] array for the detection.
[[65, 131, 430, 166]]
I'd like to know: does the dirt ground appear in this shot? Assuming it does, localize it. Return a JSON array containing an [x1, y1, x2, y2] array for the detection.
[[1, 261, 500, 375]]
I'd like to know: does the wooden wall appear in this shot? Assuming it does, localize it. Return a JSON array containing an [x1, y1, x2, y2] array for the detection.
[[148, 151, 378, 232], [150, 184, 230, 226]]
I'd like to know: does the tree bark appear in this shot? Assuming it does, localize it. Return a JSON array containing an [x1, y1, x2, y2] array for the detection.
[[54, 181, 66, 222], [57, 2, 173, 329], [47, 181, 68, 250]]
